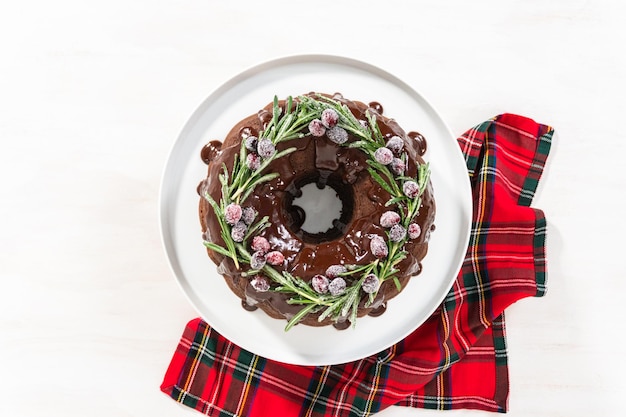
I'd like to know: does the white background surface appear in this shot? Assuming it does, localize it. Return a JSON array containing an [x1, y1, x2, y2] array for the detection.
[[1, 1, 624, 416]]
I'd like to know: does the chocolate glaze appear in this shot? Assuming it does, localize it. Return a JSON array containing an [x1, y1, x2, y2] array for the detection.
[[408, 131, 427, 156], [199, 93, 436, 329]]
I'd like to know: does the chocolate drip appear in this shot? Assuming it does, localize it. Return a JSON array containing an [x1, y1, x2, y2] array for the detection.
[[408, 131, 427, 156], [368, 303, 387, 317], [368, 101, 384, 114], [200, 140, 223, 164]]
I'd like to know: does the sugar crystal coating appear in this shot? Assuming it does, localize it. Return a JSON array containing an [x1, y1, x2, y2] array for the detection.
[[257, 138, 276, 158], [403, 180, 420, 198], [321, 108, 339, 128], [230, 221, 247, 242], [328, 277, 347, 296], [390, 157, 405, 175], [308, 119, 326, 137], [386, 135, 404, 154], [265, 251, 284, 266], [311, 274, 330, 294], [246, 153, 261, 170], [408, 223, 422, 239], [250, 250, 267, 270], [361, 274, 380, 294], [241, 206, 257, 225], [325, 264, 347, 279], [224, 203, 242, 225], [250, 275, 270, 292], [251, 236, 270, 253], [369, 235, 388, 258], [326, 126, 348, 144], [380, 211, 401, 228], [374, 147, 393, 165], [389, 224, 407, 242], [245, 136, 258, 152]]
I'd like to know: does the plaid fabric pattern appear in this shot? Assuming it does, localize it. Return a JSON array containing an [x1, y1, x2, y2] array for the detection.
[[161, 113, 554, 416]]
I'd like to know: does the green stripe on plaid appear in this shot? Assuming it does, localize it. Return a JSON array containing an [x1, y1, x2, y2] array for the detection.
[[534, 215, 548, 297], [519, 127, 553, 207]]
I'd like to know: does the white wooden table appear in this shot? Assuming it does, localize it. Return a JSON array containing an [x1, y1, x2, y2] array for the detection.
[[2, 1, 624, 415]]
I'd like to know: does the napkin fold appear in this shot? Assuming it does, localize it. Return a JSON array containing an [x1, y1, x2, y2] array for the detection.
[[161, 113, 553, 415]]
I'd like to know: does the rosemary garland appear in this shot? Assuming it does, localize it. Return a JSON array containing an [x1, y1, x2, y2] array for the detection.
[[202, 94, 430, 331]]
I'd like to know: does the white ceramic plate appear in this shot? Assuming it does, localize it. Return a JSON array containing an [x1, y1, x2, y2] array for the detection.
[[159, 55, 472, 366]]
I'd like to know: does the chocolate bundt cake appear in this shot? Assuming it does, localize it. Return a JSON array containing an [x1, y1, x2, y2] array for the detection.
[[198, 93, 435, 330]]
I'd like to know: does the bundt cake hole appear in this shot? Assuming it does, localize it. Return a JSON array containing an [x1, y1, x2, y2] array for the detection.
[[284, 173, 354, 244]]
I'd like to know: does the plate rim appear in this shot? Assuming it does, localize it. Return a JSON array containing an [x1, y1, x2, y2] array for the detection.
[[159, 54, 472, 366]]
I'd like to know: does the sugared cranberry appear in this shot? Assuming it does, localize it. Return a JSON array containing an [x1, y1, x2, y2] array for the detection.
[[241, 207, 257, 225], [230, 221, 247, 242], [246, 153, 261, 170], [386, 136, 404, 155], [257, 138, 276, 158], [370, 235, 388, 258], [328, 277, 347, 296], [403, 180, 420, 198], [309, 119, 326, 137], [224, 203, 242, 225], [408, 223, 422, 239], [250, 250, 266, 270], [251, 236, 270, 253], [380, 211, 401, 228], [321, 108, 339, 128], [390, 157, 405, 175], [325, 264, 347, 279], [265, 251, 284, 266], [245, 136, 258, 152], [361, 274, 380, 294], [389, 224, 407, 242], [374, 147, 393, 165], [326, 126, 348, 144], [311, 274, 330, 294], [250, 275, 270, 292]]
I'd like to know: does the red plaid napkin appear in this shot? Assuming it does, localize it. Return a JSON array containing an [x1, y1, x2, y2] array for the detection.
[[161, 113, 553, 415]]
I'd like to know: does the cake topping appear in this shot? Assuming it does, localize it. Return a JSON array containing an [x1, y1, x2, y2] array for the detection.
[[251, 236, 270, 253], [257, 138, 276, 158], [369, 235, 389, 258], [250, 251, 267, 270], [408, 223, 422, 240], [321, 108, 339, 128], [311, 274, 330, 294], [246, 153, 261, 170], [241, 207, 257, 225], [230, 221, 247, 242], [325, 264, 347, 279], [403, 180, 420, 198], [265, 251, 285, 266], [328, 277, 347, 296], [361, 274, 381, 294], [389, 224, 407, 242], [244, 135, 258, 152], [308, 119, 326, 137], [224, 203, 243, 225], [326, 126, 349, 144], [386, 135, 404, 154], [250, 275, 270, 292], [374, 147, 394, 165], [390, 157, 406, 175], [380, 211, 401, 228]]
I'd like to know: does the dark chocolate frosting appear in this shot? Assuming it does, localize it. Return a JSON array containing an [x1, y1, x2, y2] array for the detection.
[[198, 93, 435, 329]]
